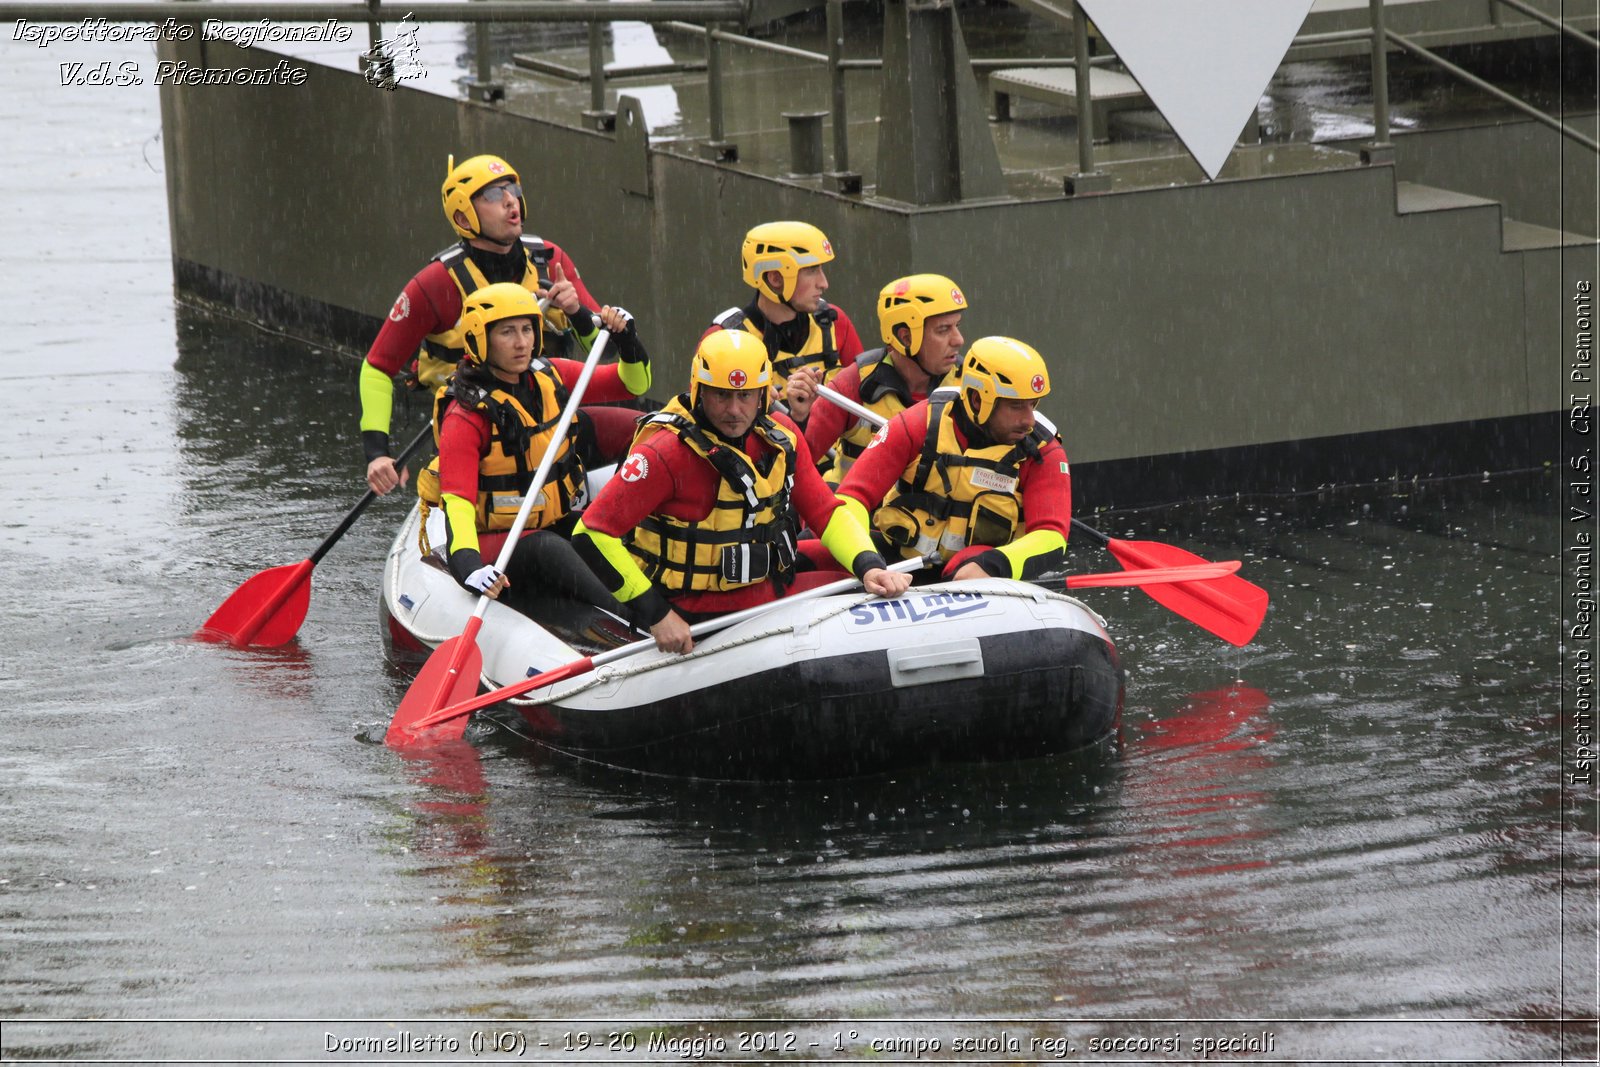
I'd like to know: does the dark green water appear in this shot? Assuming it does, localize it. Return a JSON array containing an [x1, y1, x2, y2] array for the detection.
[[1, 34, 1591, 1065]]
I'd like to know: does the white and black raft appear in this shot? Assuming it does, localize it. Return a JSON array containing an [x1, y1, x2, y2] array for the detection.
[[381, 502, 1124, 780]]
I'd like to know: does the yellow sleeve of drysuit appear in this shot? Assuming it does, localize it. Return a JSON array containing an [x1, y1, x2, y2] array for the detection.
[[996, 528, 1068, 581], [359, 360, 397, 436], [618, 357, 651, 397], [441, 493, 481, 558], [836, 494, 871, 535], [572, 317, 601, 354], [817, 500, 881, 576], [571, 519, 656, 603]]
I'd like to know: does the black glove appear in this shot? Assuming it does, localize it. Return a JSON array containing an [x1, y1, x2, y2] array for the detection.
[[567, 306, 597, 336], [606, 308, 649, 365], [448, 547, 487, 590]]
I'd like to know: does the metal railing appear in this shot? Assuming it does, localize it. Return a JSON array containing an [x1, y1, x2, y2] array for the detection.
[[657, 0, 1598, 185], [1061, 0, 1598, 177], [1493, 0, 1600, 49], [659, 5, 1109, 178], [1069, 0, 1598, 178], [4, 0, 1593, 177], [1370, 0, 1598, 156]]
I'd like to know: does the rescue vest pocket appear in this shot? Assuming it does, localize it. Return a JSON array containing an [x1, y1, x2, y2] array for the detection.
[[718, 528, 798, 584], [416, 460, 443, 556], [721, 543, 771, 585], [875, 504, 923, 551], [969, 491, 1021, 547], [416, 461, 443, 505]]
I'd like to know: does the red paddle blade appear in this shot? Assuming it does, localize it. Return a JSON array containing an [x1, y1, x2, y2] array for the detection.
[[387, 624, 484, 748], [393, 655, 596, 747], [1103, 537, 1269, 647], [194, 560, 313, 648]]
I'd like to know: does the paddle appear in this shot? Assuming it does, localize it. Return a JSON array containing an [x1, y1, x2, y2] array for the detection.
[[386, 554, 931, 748], [195, 422, 434, 648], [1066, 560, 1239, 587], [198, 296, 558, 648], [813, 382, 1268, 645], [1068, 520, 1267, 646], [388, 332, 612, 743]]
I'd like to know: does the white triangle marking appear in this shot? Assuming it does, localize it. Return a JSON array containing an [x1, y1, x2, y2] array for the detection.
[[1077, 0, 1317, 178]]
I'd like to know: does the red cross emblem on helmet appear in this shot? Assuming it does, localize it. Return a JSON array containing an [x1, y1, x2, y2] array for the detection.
[[893, 280, 910, 296], [488, 161, 505, 173], [822, 241, 833, 256], [951, 288, 965, 305], [728, 368, 748, 388], [1031, 374, 1046, 393]]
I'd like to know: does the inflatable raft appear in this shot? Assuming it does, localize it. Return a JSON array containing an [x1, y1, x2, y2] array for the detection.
[[381, 503, 1124, 780]]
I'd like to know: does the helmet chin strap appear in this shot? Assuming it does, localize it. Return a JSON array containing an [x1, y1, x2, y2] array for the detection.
[[450, 203, 480, 241], [762, 270, 798, 313], [463, 206, 518, 253], [954, 393, 994, 444], [892, 330, 934, 379]]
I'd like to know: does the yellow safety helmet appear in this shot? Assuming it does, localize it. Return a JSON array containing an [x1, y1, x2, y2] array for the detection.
[[459, 283, 544, 365], [690, 329, 773, 411], [740, 221, 835, 303], [959, 336, 1050, 424], [441, 153, 524, 240], [878, 273, 968, 358]]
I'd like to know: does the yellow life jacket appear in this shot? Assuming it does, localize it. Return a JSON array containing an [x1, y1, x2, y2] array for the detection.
[[626, 395, 800, 594], [819, 347, 935, 486], [873, 393, 1052, 562], [712, 302, 842, 389], [415, 359, 585, 549], [412, 235, 573, 390]]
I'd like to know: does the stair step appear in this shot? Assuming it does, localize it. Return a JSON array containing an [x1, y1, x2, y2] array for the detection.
[[1394, 180, 1498, 214], [1502, 218, 1599, 252]]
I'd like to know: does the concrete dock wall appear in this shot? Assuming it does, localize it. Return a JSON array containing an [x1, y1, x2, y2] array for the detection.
[[160, 37, 1583, 502], [1333, 113, 1599, 238]]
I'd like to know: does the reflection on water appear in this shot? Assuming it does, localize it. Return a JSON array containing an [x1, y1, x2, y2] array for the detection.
[[1127, 686, 1276, 880]]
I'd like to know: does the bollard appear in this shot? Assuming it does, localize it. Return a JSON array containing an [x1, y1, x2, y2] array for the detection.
[[784, 111, 827, 177]]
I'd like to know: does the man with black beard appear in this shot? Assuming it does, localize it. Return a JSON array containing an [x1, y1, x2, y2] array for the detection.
[[837, 337, 1072, 585]]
